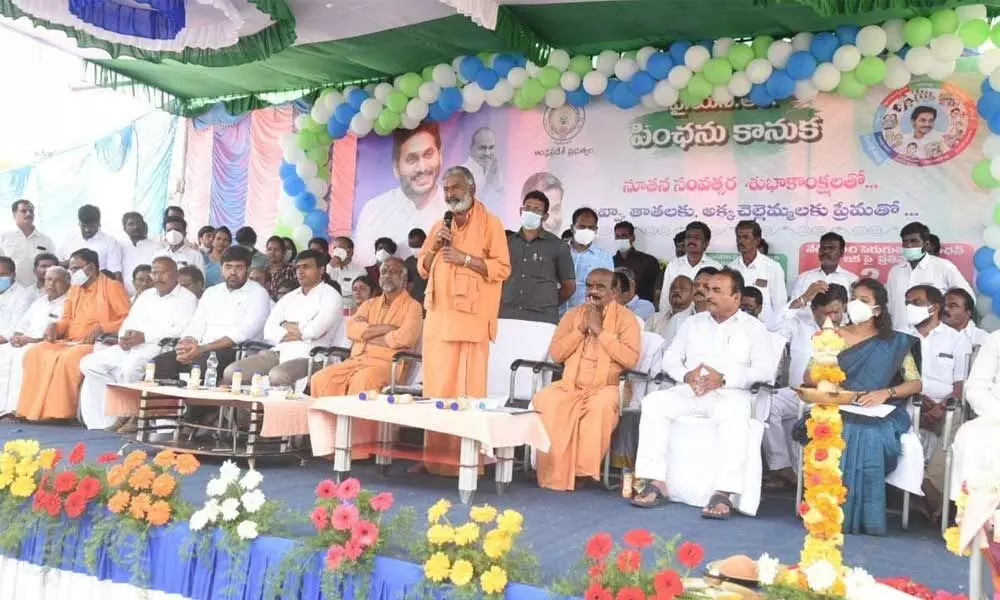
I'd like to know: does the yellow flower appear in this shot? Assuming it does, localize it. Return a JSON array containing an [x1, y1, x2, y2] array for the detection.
[[10, 475, 36, 497], [15, 457, 39, 478], [480, 565, 508, 595], [0, 472, 13, 489], [453, 522, 480, 546], [4, 439, 39, 458], [469, 504, 498, 524], [496, 509, 523, 534], [944, 526, 970, 557], [427, 499, 452, 523], [1, 453, 16, 472], [483, 529, 512, 559], [427, 524, 455, 545], [423, 552, 451, 582], [955, 490, 969, 511], [449, 559, 474, 586], [38, 449, 59, 470]]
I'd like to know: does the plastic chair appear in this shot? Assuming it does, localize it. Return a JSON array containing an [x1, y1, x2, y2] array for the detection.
[[488, 319, 557, 405], [941, 344, 980, 535]]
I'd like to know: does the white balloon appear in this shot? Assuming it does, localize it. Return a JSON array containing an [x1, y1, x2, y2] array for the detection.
[[667, 65, 693, 89], [640, 93, 658, 109], [882, 56, 912, 89], [713, 37, 735, 57], [883, 19, 906, 52], [832, 45, 861, 71], [684, 45, 711, 72], [296, 159, 318, 180], [292, 225, 313, 249], [314, 199, 328, 212], [373, 82, 394, 102], [711, 85, 734, 104], [985, 197, 1000, 224], [990, 67, 1000, 92], [278, 132, 297, 152], [294, 114, 313, 130], [927, 58, 956, 81], [792, 32, 814, 51], [461, 96, 483, 113], [310, 103, 331, 124], [856, 25, 887, 56], [453, 56, 467, 82], [342, 85, 360, 97], [984, 135, 1000, 159], [636, 46, 657, 69], [283, 146, 305, 165], [559, 71, 582, 91], [981, 314, 1000, 332], [401, 113, 422, 129], [486, 80, 513, 107], [767, 40, 793, 68], [582, 70, 609, 95], [727, 71, 752, 97], [364, 83, 377, 96], [956, 4, 988, 22], [359, 98, 382, 120], [307, 178, 327, 198], [652, 80, 679, 107], [931, 34, 964, 61], [977, 296, 994, 320], [745, 59, 773, 84], [614, 58, 640, 81], [321, 90, 343, 110], [990, 157, 1000, 182], [405, 98, 429, 121], [905, 46, 934, 75], [417, 81, 440, 103], [507, 67, 529, 88], [993, 247, 1000, 269], [985, 224, 1000, 249], [544, 88, 567, 108], [812, 63, 841, 92], [281, 206, 304, 228], [462, 82, 486, 105], [432, 64, 457, 87], [794, 79, 819, 102], [979, 49, 1000, 75], [547, 49, 571, 71], [525, 60, 541, 77], [596, 50, 619, 75]]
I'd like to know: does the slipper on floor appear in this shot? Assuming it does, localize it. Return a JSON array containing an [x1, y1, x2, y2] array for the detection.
[[631, 485, 669, 509], [702, 492, 734, 520]]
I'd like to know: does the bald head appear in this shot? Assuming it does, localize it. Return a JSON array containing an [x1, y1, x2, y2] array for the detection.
[[379, 256, 407, 294]]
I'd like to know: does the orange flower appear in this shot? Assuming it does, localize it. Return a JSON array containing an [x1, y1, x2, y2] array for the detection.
[[107, 465, 127, 488], [151, 473, 176, 498], [153, 450, 177, 468], [174, 454, 200, 475], [130, 492, 152, 519], [108, 490, 131, 514], [128, 464, 156, 490], [146, 500, 172, 526], [122, 450, 148, 471]]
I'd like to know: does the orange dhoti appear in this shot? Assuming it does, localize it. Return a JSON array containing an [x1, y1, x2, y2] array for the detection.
[[17, 342, 94, 421], [533, 383, 619, 491], [311, 357, 391, 459]]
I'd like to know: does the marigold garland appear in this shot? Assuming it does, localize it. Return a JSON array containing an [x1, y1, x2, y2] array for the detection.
[[800, 404, 847, 571]]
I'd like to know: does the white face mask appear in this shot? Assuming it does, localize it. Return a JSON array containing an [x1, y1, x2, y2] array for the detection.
[[331, 247, 348, 261], [573, 228, 597, 247], [70, 268, 89, 287], [846, 299, 874, 324], [375, 249, 391, 263], [906, 304, 932, 327], [615, 239, 631, 253], [165, 230, 184, 246], [520, 211, 542, 231]]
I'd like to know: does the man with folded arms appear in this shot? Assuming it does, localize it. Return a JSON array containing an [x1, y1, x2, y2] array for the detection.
[[532, 268, 640, 491], [79, 257, 198, 431]]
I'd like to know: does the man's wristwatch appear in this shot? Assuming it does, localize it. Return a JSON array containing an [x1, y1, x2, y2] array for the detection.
[[464, 254, 472, 267]]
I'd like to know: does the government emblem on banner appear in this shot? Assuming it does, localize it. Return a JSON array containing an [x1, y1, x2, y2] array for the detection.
[[543, 105, 585, 144]]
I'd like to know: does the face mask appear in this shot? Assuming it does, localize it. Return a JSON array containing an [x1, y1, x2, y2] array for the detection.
[[165, 230, 184, 246], [0, 276, 11, 293], [331, 247, 348, 261], [520, 211, 542, 231], [71, 268, 89, 287], [615, 239, 631, 253], [573, 228, 597, 247], [846, 299, 874, 324], [906, 304, 932, 326], [375, 249, 391, 263], [901, 246, 925, 261]]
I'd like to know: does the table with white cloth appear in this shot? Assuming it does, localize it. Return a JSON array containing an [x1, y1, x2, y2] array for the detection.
[[104, 383, 311, 466], [308, 397, 550, 504]]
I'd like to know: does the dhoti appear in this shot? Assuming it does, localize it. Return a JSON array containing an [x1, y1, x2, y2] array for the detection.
[[310, 356, 390, 459], [79, 343, 162, 430], [17, 342, 94, 421], [0, 344, 29, 416], [762, 387, 801, 472]]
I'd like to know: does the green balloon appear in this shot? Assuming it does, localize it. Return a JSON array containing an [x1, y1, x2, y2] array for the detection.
[[855, 56, 886, 85], [993, 202, 1000, 225], [274, 224, 292, 237], [973, 159, 1000, 188], [539, 66, 561, 88], [991, 23, 1000, 48], [296, 130, 314, 150], [727, 44, 754, 70], [836, 71, 867, 99], [422, 66, 435, 82], [569, 55, 592, 76], [397, 72, 423, 98], [703, 58, 733, 85], [930, 9, 958, 36], [624, 50, 638, 62], [306, 147, 328, 166], [751, 36, 774, 59], [687, 73, 712, 99], [385, 90, 408, 113], [314, 129, 332, 147], [377, 109, 401, 131], [373, 120, 393, 136], [316, 168, 330, 182], [904, 17, 933, 47], [959, 19, 990, 47], [522, 78, 545, 103], [678, 87, 701, 107]]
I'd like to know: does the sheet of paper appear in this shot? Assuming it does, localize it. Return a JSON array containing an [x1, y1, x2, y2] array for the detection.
[[838, 404, 895, 418]]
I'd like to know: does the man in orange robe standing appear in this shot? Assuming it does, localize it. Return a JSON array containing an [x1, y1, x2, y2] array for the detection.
[[17, 248, 130, 421], [418, 165, 511, 475], [533, 268, 641, 491]]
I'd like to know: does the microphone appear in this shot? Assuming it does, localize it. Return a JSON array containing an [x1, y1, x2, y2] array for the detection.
[[442, 211, 453, 247]]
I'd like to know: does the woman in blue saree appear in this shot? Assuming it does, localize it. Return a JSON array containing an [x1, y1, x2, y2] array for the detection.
[[203, 226, 231, 287], [797, 278, 922, 536]]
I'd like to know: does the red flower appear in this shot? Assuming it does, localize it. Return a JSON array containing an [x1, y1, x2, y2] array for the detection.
[[49, 450, 63, 467], [44, 494, 61, 518], [64, 492, 86, 519], [615, 587, 645, 600], [335, 477, 361, 501], [54, 471, 79, 494], [814, 448, 829, 461], [76, 476, 101, 500], [368, 492, 393, 512], [585, 532, 614, 561], [813, 422, 832, 438], [587, 562, 605, 581], [97, 452, 119, 465], [315, 479, 338, 499], [677, 541, 704, 569], [32, 491, 47, 513], [324, 544, 345, 571], [616, 549, 641, 573], [344, 538, 365, 561], [68, 443, 86, 465], [623, 528, 654, 549], [310, 506, 330, 531], [331, 503, 359, 531], [584, 583, 612, 600], [351, 520, 379, 547], [798, 502, 809, 516], [654, 569, 684, 599]]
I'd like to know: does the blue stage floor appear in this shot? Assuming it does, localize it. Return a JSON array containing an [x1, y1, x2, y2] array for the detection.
[[0, 423, 972, 594]]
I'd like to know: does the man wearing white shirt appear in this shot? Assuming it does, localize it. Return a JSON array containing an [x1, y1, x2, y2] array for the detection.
[[79, 257, 198, 431], [26, 253, 59, 303], [887, 222, 973, 332], [353, 123, 447, 266], [729, 220, 787, 325], [0, 257, 35, 343], [120, 212, 163, 295], [657, 222, 722, 313], [789, 232, 858, 308], [327, 237, 367, 311], [222, 250, 342, 387], [461, 127, 502, 205], [58, 205, 124, 279], [645, 274, 694, 342], [632, 268, 772, 518], [942, 288, 987, 350], [153, 216, 205, 274], [1, 200, 55, 287]]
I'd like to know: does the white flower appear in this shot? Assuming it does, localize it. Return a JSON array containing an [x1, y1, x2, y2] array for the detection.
[[203, 499, 221, 522], [220, 497, 241, 522], [189, 510, 210, 532], [803, 560, 838, 593], [240, 489, 266, 514], [236, 520, 259, 540], [218, 460, 241, 484], [756, 553, 780, 586], [206, 478, 228, 498], [843, 567, 875, 598], [239, 469, 263, 490]]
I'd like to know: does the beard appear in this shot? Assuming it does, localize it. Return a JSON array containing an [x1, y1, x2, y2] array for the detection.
[[446, 194, 474, 213]]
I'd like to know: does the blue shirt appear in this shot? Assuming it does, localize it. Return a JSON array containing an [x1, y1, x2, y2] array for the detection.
[[564, 244, 614, 310], [626, 295, 655, 321]]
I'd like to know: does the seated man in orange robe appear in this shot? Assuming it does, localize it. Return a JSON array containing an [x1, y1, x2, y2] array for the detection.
[[17, 248, 130, 421], [533, 268, 641, 491]]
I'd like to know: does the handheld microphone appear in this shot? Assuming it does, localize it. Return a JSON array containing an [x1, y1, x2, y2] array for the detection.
[[442, 211, 453, 247]]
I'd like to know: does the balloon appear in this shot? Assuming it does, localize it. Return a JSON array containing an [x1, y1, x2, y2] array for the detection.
[[981, 313, 1000, 331], [712, 85, 734, 104], [295, 159, 318, 180], [984, 134, 1000, 158], [385, 91, 408, 114], [278, 132, 297, 152], [727, 71, 752, 97], [306, 178, 327, 198], [370, 83, 392, 105], [832, 45, 861, 71], [931, 33, 964, 61], [959, 19, 990, 47], [986, 224, 1000, 249], [636, 46, 657, 69], [280, 204, 304, 228], [431, 64, 457, 88], [678, 87, 701, 107], [668, 41, 692, 66], [283, 146, 305, 165], [687, 73, 712, 100], [426, 101, 449, 122], [360, 98, 382, 120], [310, 103, 331, 125], [835, 25, 859, 45], [614, 58, 640, 81], [765, 69, 795, 100], [884, 19, 906, 52], [629, 71, 656, 96], [809, 32, 839, 62], [418, 81, 441, 103], [421, 66, 434, 82], [974, 159, 1000, 188], [569, 55, 592, 76], [400, 113, 421, 129], [957, 4, 988, 22], [979, 49, 1000, 76], [507, 67, 529, 88], [539, 66, 562, 88], [726, 44, 754, 70], [643, 52, 672, 81], [294, 114, 314, 131], [327, 118, 349, 139], [474, 69, 499, 91], [582, 71, 609, 95], [856, 25, 888, 56], [745, 58, 773, 84], [437, 87, 461, 113], [566, 86, 590, 107], [855, 56, 886, 85], [991, 157, 1000, 182], [346, 88, 368, 110], [292, 225, 313, 250], [751, 36, 773, 59], [684, 46, 710, 72], [294, 191, 316, 212], [493, 54, 517, 77], [595, 50, 619, 75], [794, 80, 819, 102], [459, 56, 484, 81], [349, 113, 373, 136], [883, 56, 911, 89], [712, 37, 735, 57], [786, 51, 817, 80], [282, 176, 305, 197], [544, 88, 567, 108], [560, 71, 582, 91], [279, 162, 297, 181], [767, 40, 793, 68], [904, 46, 933, 75], [904, 17, 933, 47], [652, 80, 679, 107], [836, 70, 867, 99], [610, 83, 640, 108], [304, 210, 329, 236], [977, 266, 1000, 296], [931, 9, 959, 35], [320, 90, 343, 110], [462, 82, 485, 105], [485, 80, 514, 107], [667, 65, 693, 89], [702, 58, 733, 85], [748, 83, 774, 108], [333, 103, 357, 125], [927, 58, 956, 81], [521, 78, 546, 104], [975, 246, 996, 271], [792, 32, 814, 52], [547, 49, 570, 72]]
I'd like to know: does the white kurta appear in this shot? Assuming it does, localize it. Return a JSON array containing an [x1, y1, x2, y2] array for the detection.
[[262, 283, 343, 362], [886, 254, 973, 333], [950, 330, 1000, 504], [728, 252, 788, 326], [121, 239, 163, 295], [58, 231, 124, 274], [183, 281, 271, 345], [0, 228, 55, 286], [352, 185, 448, 266], [766, 307, 820, 471], [152, 245, 206, 274], [0, 293, 66, 415], [656, 255, 722, 313], [0, 283, 34, 340]]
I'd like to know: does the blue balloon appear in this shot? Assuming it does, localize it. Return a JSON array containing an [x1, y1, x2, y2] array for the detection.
[[606, 77, 620, 98], [282, 175, 305, 197], [984, 76, 994, 95], [346, 88, 368, 110], [993, 295, 1000, 317], [975, 246, 997, 272], [427, 100, 450, 122], [279, 162, 297, 180], [697, 40, 713, 51], [611, 84, 639, 109], [629, 71, 656, 96], [646, 51, 674, 80], [977, 266, 1000, 296], [305, 209, 329, 236], [809, 32, 839, 62], [459, 56, 484, 81], [786, 51, 817, 80], [979, 92, 1000, 120], [765, 69, 795, 100], [493, 53, 517, 77], [333, 102, 357, 126], [514, 54, 528, 67], [439, 87, 463, 112], [474, 68, 499, 91], [669, 40, 692, 66], [294, 192, 316, 212], [566, 86, 590, 107], [835, 25, 859, 45], [988, 111, 1000, 135], [327, 118, 349, 139], [749, 83, 775, 108]]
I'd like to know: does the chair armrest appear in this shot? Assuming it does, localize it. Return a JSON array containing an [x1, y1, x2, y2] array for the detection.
[[96, 334, 118, 345], [326, 346, 352, 360], [618, 369, 652, 383], [309, 346, 331, 358], [239, 341, 274, 353], [652, 372, 676, 386], [393, 351, 422, 364], [943, 395, 960, 410], [510, 359, 563, 376], [158, 337, 180, 350]]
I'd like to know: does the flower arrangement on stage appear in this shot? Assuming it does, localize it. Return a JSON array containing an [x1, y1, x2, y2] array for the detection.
[[188, 459, 280, 543], [875, 577, 969, 600], [0, 438, 57, 553], [31, 443, 105, 521], [415, 499, 538, 599]]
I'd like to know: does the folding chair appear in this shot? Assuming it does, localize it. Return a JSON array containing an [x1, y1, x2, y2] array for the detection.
[[941, 344, 980, 535]]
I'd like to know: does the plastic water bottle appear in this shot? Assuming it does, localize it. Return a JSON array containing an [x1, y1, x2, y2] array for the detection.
[[205, 352, 219, 388]]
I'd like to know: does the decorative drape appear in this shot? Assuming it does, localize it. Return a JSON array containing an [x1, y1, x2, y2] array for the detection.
[[209, 116, 250, 229], [245, 105, 291, 240], [180, 121, 214, 235]]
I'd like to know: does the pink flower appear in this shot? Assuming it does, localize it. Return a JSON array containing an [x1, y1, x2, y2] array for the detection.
[[331, 503, 359, 531], [335, 477, 361, 501], [310, 506, 330, 531], [325, 544, 345, 571], [351, 520, 379, 547], [344, 539, 364, 561], [315, 480, 338, 499], [368, 492, 394, 512]]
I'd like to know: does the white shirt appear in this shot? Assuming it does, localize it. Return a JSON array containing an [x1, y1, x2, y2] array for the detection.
[[728, 252, 788, 325], [326, 261, 367, 311], [353, 185, 448, 265], [657, 254, 723, 312], [661, 304, 695, 347], [662, 310, 773, 390], [916, 322, 972, 402], [0, 282, 34, 340], [956, 322, 988, 350], [152, 245, 206, 273], [0, 228, 55, 286], [965, 330, 1000, 421], [58, 231, 124, 275], [790, 265, 859, 300], [182, 280, 271, 345], [770, 307, 820, 387], [120, 285, 198, 348], [461, 157, 503, 204], [886, 254, 974, 332], [16, 293, 66, 339], [122, 239, 164, 295], [263, 283, 343, 362]]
